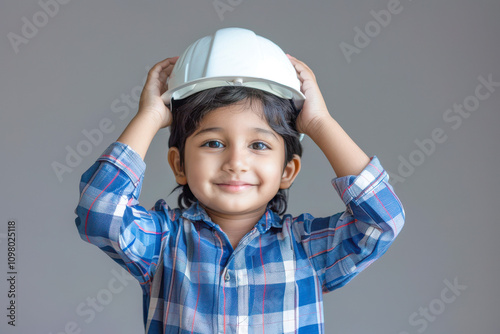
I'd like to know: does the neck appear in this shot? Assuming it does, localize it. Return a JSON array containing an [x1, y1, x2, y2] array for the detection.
[[202, 206, 266, 249]]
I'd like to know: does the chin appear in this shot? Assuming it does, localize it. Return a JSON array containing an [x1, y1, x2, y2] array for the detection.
[[204, 201, 267, 216]]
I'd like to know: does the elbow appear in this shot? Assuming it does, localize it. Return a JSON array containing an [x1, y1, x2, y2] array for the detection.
[[74, 206, 92, 244]]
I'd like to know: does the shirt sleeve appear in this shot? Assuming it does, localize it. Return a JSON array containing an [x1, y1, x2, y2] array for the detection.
[[293, 155, 405, 292], [74, 141, 173, 286]]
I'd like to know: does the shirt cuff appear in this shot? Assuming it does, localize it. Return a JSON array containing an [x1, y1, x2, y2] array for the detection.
[[331, 155, 388, 206], [97, 141, 146, 187]]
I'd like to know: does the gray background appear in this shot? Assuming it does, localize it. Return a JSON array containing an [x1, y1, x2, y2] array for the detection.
[[1, 0, 499, 333]]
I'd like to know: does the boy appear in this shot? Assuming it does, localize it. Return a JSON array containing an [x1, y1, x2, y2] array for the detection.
[[75, 28, 404, 333]]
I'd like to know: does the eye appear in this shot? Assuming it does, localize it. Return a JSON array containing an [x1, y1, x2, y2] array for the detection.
[[250, 142, 270, 150], [201, 140, 224, 149]]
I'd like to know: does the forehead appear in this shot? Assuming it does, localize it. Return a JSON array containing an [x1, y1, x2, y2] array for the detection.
[[197, 100, 268, 128], [187, 101, 286, 146]]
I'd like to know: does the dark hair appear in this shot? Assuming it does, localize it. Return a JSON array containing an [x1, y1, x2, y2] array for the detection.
[[168, 86, 302, 215]]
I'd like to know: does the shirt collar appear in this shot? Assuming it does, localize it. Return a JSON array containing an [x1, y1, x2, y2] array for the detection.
[[181, 201, 216, 227], [181, 201, 283, 233], [256, 208, 283, 234]]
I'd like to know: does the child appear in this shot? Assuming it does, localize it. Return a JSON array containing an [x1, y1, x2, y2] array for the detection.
[[75, 27, 404, 333]]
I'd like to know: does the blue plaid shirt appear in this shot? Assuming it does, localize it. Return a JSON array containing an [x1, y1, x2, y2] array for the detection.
[[75, 142, 404, 333]]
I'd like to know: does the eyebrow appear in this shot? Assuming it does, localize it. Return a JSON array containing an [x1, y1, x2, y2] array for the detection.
[[192, 127, 279, 140], [192, 127, 224, 137], [252, 127, 279, 140]]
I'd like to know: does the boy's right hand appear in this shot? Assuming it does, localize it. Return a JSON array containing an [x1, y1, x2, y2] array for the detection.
[[138, 56, 179, 129]]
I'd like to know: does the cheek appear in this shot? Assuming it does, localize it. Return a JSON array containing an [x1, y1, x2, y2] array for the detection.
[[183, 164, 206, 202], [184, 153, 216, 185], [184, 160, 204, 183], [258, 158, 286, 185]]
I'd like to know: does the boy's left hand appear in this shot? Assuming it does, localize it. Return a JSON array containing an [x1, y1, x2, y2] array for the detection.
[[287, 54, 332, 136]]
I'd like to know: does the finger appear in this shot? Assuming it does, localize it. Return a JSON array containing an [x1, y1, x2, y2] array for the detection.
[[147, 56, 179, 83], [157, 60, 177, 84], [286, 54, 306, 67], [146, 57, 179, 93], [294, 64, 316, 83], [286, 54, 304, 82], [158, 65, 177, 93], [148, 57, 179, 86], [151, 56, 179, 72], [292, 64, 315, 84], [286, 54, 316, 81], [288, 57, 312, 75]]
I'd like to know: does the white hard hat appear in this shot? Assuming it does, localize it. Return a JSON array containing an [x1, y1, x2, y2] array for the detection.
[[161, 27, 305, 111]]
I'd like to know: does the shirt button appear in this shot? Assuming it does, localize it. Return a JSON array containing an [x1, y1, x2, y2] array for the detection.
[[224, 270, 230, 281]]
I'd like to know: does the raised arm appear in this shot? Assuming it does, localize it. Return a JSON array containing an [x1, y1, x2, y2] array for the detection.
[[117, 56, 179, 159], [287, 55, 370, 177], [287, 55, 405, 291], [75, 57, 179, 285]]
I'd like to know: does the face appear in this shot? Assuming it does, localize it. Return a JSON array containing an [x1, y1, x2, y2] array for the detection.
[[169, 100, 300, 220]]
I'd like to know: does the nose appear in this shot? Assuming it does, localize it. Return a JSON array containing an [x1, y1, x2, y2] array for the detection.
[[222, 146, 249, 174]]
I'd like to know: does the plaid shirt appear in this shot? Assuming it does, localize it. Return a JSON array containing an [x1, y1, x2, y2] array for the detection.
[[75, 142, 404, 333]]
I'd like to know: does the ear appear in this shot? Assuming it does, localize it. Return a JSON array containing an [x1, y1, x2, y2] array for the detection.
[[168, 147, 187, 185], [280, 154, 301, 189]]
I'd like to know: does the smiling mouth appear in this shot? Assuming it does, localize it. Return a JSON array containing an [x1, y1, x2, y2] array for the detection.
[[215, 182, 255, 193]]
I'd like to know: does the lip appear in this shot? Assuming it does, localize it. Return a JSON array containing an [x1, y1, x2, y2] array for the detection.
[[215, 180, 255, 193]]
